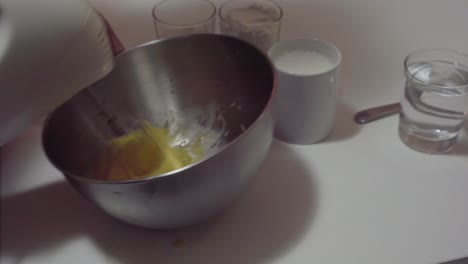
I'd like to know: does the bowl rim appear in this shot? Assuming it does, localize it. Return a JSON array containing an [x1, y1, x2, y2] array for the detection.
[[42, 34, 276, 185]]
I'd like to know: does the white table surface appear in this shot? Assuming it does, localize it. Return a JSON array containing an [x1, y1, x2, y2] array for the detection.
[[2, 0, 468, 263]]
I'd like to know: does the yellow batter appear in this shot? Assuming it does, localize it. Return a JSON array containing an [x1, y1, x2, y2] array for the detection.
[[94, 122, 204, 181]]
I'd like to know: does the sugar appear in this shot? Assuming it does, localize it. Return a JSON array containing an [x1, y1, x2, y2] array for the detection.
[[274, 50, 335, 75], [222, 4, 279, 52], [225, 5, 277, 27]]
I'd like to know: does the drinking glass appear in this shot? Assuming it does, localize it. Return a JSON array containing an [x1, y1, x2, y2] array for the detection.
[[219, 0, 282, 53], [399, 49, 468, 153], [153, 0, 216, 39], [269, 38, 341, 144]]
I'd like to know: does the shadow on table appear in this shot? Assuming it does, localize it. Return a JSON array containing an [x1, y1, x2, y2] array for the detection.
[[1, 180, 108, 262], [1, 140, 318, 264], [325, 101, 361, 142]]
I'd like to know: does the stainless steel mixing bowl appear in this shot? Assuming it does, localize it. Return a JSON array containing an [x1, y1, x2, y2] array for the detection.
[[42, 34, 275, 229]]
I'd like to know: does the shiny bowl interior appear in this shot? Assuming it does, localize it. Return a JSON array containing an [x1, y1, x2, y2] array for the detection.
[[43, 34, 274, 183], [41, 34, 275, 228]]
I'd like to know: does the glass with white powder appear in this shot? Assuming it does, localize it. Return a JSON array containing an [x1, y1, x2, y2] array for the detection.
[[152, 0, 216, 39], [219, 0, 282, 53]]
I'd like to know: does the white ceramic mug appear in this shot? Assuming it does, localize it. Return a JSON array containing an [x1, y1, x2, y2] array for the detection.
[[268, 38, 342, 144]]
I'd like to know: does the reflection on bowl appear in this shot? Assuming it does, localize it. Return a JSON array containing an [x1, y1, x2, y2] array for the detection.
[[42, 34, 276, 229]]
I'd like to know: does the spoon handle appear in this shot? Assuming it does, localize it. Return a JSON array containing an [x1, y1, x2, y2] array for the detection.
[[354, 103, 401, 124]]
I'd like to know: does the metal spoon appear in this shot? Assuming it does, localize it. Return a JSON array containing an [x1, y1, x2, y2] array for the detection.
[[354, 103, 401, 124]]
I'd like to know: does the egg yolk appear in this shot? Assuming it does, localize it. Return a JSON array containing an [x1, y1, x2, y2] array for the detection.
[[94, 122, 204, 181]]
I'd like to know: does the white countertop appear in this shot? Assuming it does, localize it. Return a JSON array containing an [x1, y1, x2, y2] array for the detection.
[[2, 0, 468, 263]]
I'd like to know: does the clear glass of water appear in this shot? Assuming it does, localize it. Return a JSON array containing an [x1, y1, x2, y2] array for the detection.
[[152, 0, 216, 39], [399, 49, 468, 153], [219, 0, 283, 53]]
